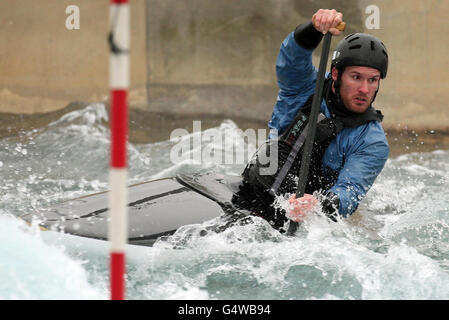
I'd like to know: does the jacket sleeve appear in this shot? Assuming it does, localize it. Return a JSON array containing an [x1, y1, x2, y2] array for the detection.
[[276, 32, 317, 95], [328, 134, 389, 217], [268, 32, 319, 134]]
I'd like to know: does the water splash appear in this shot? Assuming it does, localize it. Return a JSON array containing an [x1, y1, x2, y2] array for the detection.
[[1, 103, 449, 299], [0, 214, 105, 299]]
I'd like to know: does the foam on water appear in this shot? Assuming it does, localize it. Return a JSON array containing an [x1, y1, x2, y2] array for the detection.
[[1, 103, 449, 299], [0, 214, 106, 299], [137, 210, 449, 300]]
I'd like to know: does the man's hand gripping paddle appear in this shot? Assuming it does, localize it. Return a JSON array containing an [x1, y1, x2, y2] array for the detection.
[[287, 22, 346, 235]]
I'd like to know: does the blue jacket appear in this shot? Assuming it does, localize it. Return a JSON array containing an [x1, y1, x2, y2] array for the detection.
[[268, 32, 389, 217]]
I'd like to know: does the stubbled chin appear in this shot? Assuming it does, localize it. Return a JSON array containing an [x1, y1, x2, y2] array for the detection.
[[349, 102, 369, 113]]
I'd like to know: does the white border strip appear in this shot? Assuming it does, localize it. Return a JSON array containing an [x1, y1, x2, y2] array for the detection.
[[109, 4, 130, 89], [108, 168, 128, 252]]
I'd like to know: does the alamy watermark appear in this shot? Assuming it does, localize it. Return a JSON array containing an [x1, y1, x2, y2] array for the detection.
[[169, 121, 279, 175], [65, 5, 80, 30], [365, 5, 380, 29]]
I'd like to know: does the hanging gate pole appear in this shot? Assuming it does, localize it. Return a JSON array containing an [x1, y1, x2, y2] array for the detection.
[[108, 0, 130, 300]]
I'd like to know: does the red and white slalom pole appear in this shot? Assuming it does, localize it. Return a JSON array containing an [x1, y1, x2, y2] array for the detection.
[[108, 0, 130, 300]]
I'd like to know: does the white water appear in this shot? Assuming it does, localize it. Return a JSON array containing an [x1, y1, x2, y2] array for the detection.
[[1, 103, 448, 300]]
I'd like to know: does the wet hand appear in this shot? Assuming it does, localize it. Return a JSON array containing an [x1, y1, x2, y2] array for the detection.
[[312, 9, 344, 35], [287, 193, 319, 222]]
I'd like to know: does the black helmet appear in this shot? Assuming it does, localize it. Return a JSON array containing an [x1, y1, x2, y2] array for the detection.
[[331, 33, 388, 78]]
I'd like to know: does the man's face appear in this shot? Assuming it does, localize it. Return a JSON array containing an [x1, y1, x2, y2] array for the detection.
[[332, 66, 381, 113]]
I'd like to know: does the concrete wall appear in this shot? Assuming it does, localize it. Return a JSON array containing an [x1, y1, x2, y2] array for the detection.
[[0, 0, 448, 130]]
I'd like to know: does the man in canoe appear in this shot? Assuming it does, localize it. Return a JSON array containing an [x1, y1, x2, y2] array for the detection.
[[233, 9, 389, 231]]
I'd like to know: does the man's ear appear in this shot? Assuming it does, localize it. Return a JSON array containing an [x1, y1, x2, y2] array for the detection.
[[331, 66, 339, 81]]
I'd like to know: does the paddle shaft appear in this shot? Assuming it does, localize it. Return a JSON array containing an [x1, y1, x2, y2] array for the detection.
[[287, 31, 334, 235]]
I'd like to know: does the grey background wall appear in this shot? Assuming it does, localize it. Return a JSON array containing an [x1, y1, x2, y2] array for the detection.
[[0, 0, 448, 131]]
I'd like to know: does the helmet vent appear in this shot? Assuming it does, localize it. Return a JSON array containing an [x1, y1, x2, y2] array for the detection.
[[349, 44, 362, 50], [348, 36, 359, 43], [382, 49, 388, 57], [344, 34, 356, 40], [370, 41, 375, 50]]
